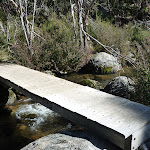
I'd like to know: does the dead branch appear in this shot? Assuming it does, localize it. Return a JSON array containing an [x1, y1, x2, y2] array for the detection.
[[81, 28, 137, 69], [32, 31, 45, 41], [83, 0, 95, 23]]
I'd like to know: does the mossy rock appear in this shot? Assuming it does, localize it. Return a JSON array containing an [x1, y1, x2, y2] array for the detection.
[[80, 79, 102, 90], [79, 52, 119, 74], [6, 88, 17, 105]]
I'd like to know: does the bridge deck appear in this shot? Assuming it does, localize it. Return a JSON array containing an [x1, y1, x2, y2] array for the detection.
[[0, 63, 150, 150]]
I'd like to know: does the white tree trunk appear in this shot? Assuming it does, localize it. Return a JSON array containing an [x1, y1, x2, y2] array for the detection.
[[78, 0, 83, 47], [70, 0, 77, 38], [30, 0, 36, 51], [19, 0, 30, 47], [25, 0, 30, 37], [6, 15, 12, 53]]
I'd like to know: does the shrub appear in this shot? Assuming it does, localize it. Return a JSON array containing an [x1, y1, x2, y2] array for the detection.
[[41, 14, 88, 73], [88, 17, 130, 56], [131, 27, 150, 105], [12, 13, 88, 74], [135, 69, 150, 106]]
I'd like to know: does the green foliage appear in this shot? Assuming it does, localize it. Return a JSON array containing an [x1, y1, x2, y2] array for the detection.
[[128, 24, 150, 45], [108, 0, 149, 20], [135, 69, 150, 106], [12, 13, 86, 74], [88, 17, 130, 55], [102, 67, 113, 74], [145, 7, 149, 13], [0, 9, 7, 24], [80, 79, 102, 90], [41, 14, 83, 73], [80, 79, 94, 87], [0, 34, 6, 46], [131, 27, 150, 105], [129, 26, 143, 44]]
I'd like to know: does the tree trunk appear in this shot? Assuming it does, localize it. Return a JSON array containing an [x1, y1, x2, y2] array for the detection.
[[30, 0, 37, 52], [19, 0, 30, 47], [83, 0, 95, 48], [70, 0, 77, 38], [78, 0, 83, 48]]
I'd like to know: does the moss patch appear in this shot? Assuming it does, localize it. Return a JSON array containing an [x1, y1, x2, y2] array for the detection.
[[101, 67, 113, 74], [80, 79, 102, 90]]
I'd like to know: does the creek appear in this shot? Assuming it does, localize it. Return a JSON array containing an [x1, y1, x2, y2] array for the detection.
[[0, 67, 132, 150]]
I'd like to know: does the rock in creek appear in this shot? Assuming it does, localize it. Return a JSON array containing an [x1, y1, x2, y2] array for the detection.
[[80, 79, 102, 90], [6, 88, 17, 105], [80, 52, 120, 74], [21, 133, 100, 150], [104, 76, 135, 99]]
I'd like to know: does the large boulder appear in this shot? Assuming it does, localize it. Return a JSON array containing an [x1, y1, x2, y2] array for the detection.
[[104, 76, 135, 99], [21, 133, 100, 150], [80, 52, 119, 74]]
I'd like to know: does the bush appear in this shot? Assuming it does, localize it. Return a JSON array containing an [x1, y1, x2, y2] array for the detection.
[[131, 26, 150, 105], [135, 69, 150, 106], [12, 13, 88, 74], [41, 14, 88, 73], [88, 17, 130, 56]]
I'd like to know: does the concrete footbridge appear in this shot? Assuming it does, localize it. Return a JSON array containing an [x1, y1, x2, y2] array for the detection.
[[0, 63, 150, 150]]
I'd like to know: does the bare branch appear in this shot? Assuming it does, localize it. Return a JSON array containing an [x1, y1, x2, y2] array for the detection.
[[82, 28, 137, 69], [32, 31, 45, 41], [83, 0, 95, 23]]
